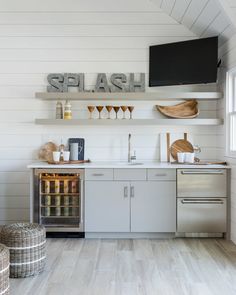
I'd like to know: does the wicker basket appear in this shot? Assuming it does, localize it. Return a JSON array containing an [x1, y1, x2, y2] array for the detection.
[[0, 223, 46, 278], [0, 244, 9, 295]]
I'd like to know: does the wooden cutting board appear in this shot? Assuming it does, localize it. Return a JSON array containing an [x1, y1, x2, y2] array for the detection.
[[170, 139, 194, 160]]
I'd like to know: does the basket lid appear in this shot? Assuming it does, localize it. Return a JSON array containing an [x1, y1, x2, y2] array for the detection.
[[1, 223, 45, 237]]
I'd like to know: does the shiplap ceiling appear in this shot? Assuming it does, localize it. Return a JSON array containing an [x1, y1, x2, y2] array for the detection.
[[151, 0, 236, 46]]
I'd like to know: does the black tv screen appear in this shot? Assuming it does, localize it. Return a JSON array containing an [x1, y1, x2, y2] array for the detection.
[[149, 36, 218, 87]]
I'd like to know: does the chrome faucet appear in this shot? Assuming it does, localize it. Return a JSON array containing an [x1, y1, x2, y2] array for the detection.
[[128, 133, 131, 163]]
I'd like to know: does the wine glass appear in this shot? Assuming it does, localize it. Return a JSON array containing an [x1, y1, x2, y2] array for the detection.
[[105, 105, 113, 119], [113, 106, 120, 119], [87, 106, 95, 119], [121, 106, 128, 119], [128, 106, 134, 119], [96, 106, 104, 119]]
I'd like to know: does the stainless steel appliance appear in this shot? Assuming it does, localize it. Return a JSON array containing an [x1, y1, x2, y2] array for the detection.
[[32, 169, 84, 235], [177, 169, 227, 233]]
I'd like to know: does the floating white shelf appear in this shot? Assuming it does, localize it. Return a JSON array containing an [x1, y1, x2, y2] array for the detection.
[[35, 92, 223, 101], [35, 118, 224, 126]]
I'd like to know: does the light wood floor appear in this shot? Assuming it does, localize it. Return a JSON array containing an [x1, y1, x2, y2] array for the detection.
[[9, 238, 236, 295]]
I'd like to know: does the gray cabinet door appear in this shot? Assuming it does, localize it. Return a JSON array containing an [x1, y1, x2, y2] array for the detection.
[[131, 181, 176, 232], [85, 181, 130, 232]]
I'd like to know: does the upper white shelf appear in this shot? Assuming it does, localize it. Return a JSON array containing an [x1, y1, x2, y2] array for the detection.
[[35, 91, 223, 101], [35, 118, 223, 126]]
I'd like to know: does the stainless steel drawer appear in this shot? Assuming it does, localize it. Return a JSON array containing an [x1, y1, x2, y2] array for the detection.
[[177, 169, 227, 198], [147, 169, 176, 181], [114, 169, 146, 181], [85, 169, 113, 181], [177, 198, 227, 233]]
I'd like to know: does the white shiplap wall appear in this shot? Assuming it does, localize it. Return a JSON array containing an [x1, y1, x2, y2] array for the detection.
[[153, 0, 236, 46], [218, 32, 236, 243], [0, 0, 221, 225]]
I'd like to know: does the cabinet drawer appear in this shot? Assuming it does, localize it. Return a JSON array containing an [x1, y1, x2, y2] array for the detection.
[[85, 169, 113, 180], [114, 169, 146, 181], [147, 169, 176, 181], [177, 169, 227, 198]]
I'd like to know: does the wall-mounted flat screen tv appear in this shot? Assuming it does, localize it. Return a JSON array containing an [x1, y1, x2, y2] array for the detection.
[[149, 36, 218, 87]]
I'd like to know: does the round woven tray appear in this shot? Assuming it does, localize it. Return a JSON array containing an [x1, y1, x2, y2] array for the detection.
[[0, 223, 46, 278], [0, 244, 9, 295]]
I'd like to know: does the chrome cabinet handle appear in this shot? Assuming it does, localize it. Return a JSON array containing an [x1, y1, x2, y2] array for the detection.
[[155, 173, 167, 177], [124, 186, 128, 198], [181, 170, 224, 175], [181, 199, 224, 204], [92, 173, 104, 176], [130, 186, 134, 198]]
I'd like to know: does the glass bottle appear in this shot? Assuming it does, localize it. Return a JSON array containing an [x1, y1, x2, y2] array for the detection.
[[64, 100, 72, 120]]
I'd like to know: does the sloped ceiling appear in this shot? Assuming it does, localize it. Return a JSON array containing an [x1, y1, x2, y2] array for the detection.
[[151, 0, 236, 46]]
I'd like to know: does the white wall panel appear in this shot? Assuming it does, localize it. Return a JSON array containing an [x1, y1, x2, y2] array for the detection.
[[191, 0, 221, 36], [0, 24, 194, 37], [202, 12, 230, 38], [161, 0, 176, 15], [0, 36, 197, 49], [0, 172, 29, 184], [170, 0, 191, 22], [0, 0, 162, 12], [0, 12, 175, 25], [156, 0, 235, 46], [0, 197, 29, 209]]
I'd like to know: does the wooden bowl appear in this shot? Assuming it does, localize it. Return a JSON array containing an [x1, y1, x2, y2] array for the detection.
[[156, 100, 199, 119]]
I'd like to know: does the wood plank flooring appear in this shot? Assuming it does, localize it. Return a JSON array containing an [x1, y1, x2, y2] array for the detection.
[[9, 238, 236, 295]]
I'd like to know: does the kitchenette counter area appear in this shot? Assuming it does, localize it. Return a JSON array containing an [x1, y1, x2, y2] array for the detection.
[[28, 162, 230, 240]]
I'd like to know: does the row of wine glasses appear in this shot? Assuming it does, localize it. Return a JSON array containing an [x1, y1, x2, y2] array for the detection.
[[87, 106, 134, 119]]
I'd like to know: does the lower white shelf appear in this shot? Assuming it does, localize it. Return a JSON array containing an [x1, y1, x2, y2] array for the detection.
[[35, 118, 224, 126]]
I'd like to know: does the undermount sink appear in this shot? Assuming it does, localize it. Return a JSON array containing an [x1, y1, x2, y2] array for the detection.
[[115, 162, 144, 166]]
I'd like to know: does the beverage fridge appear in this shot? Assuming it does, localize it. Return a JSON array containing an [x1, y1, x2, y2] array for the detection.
[[32, 169, 84, 237]]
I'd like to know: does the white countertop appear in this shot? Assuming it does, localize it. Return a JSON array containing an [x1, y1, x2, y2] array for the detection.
[[27, 161, 230, 169]]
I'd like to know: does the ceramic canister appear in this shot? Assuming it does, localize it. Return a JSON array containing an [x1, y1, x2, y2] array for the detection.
[[70, 143, 78, 161]]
